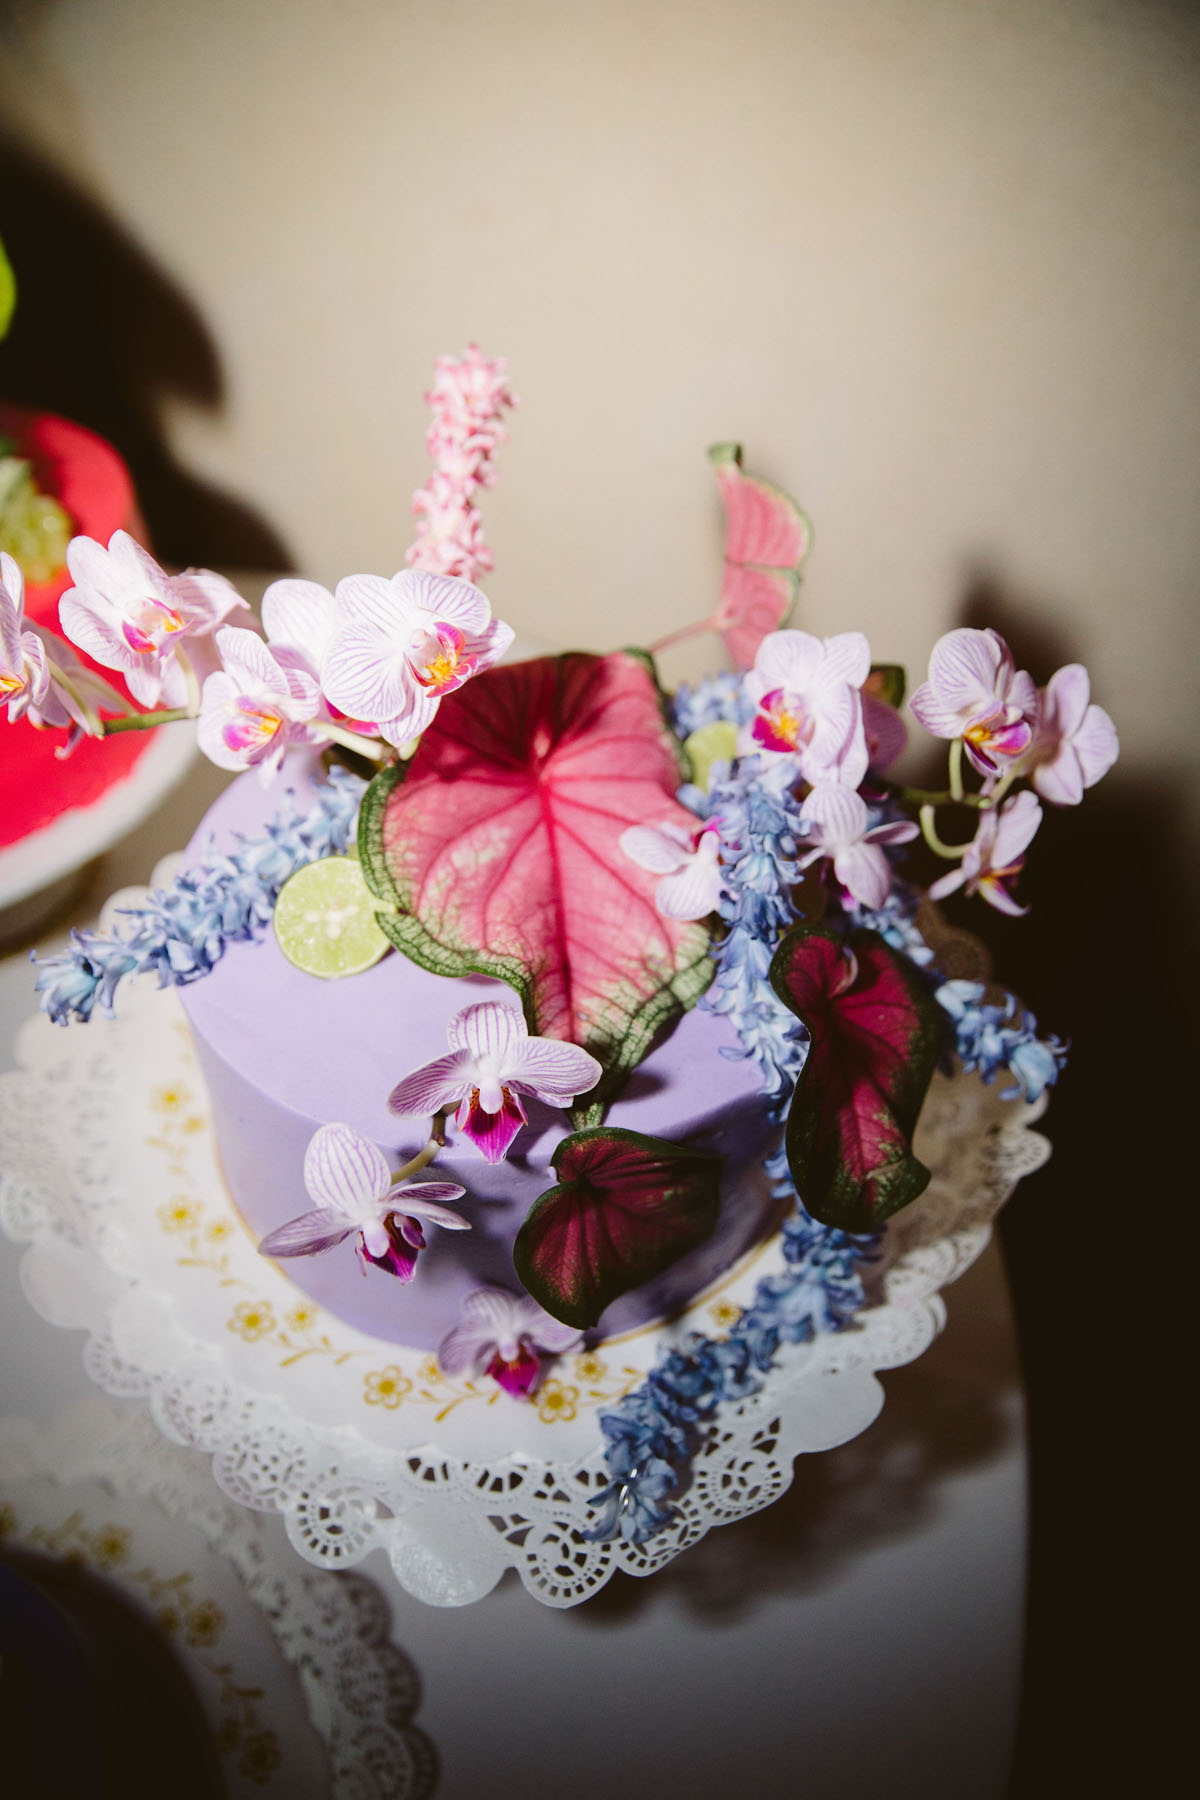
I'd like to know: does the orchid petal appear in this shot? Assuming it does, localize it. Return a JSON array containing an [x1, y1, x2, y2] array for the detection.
[[374, 685, 440, 748], [391, 1187, 470, 1229], [815, 631, 871, 691], [619, 822, 693, 875], [487, 1346, 541, 1397], [908, 681, 968, 741], [258, 1208, 355, 1257], [754, 629, 826, 694], [864, 694, 907, 770], [1032, 746, 1085, 807], [801, 784, 869, 847], [322, 617, 415, 722], [833, 842, 893, 910], [455, 1088, 528, 1162], [447, 1001, 528, 1064], [978, 877, 1029, 918], [655, 841, 725, 920], [214, 625, 291, 697], [1072, 704, 1119, 788], [387, 1049, 473, 1118], [304, 1121, 392, 1211], [393, 569, 494, 636], [990, 791, 1042, 867], [927, 628, 1005, 710], [437, 1323, 495, 1376], [927, 866, 967, 901], [262, 578, 337, 671], [503, 1037, 603, 1105]]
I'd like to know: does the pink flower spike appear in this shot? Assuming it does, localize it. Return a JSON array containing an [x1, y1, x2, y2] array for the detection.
[[910, 628, 1036, 778], [387, 1000, 603, 1163], [197, 626, 321, 782], [1028, 664, 1119, 806], [257, 1121, 467, 1282], [927, 790, 1043, 916], [58, 529, 247, 709], [323, 568, 514, 749], [798, 786, 918, 911], [619, 821, 726, 921], [437, 1285, 581, 1399], [744, 629, 871, 786]]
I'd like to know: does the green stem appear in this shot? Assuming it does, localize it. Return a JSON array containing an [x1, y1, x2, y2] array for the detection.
[[390, 1112, 448, 1184], [102, 707, 191, 734], [320, 721, 390, 761], [948, 737, 964, 804], [919, 804, 975, 860], [893, 783, 987, 809]]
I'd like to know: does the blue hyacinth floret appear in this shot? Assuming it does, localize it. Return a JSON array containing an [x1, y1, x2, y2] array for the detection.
[[586, 1146, 875, 1544], [935, 979, 1066, 1104], [31, 766, 365, 1026]]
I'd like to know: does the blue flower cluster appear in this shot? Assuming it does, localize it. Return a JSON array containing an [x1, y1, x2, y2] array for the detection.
[[684, 752, 813, 1114], [935, 979, 1066, 1104], [32, 767, 366, 1026], [587, 1147, 875, 1544], [671, 669, 755, 736]]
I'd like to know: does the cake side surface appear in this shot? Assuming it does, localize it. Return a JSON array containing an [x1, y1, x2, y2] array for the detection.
[[179, 755, 782, 1350]]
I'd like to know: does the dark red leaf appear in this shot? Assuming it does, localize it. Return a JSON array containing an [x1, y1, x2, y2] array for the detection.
[[513, 1128, 723, 1329], [359, 652, 713, 1109], [770, 926, 942, 1231]]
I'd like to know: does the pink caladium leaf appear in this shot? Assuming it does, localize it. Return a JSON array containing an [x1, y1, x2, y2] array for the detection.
[[770, 926, 943, 1232], [709, 442, 813, 668], [512, 1128, 723, 1330], [648, 444, 812, 668], [359, 651, 713, 1113]]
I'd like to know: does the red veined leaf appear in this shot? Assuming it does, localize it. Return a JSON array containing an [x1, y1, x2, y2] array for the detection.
[[359, 651, 713, 1109], [710, 441, 813, 668], [770, 926, 942, 1231], [513, 1128, 723, 1329]]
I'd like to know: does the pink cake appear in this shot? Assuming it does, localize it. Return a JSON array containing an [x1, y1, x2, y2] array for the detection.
[[179, 752, 784, 1350]]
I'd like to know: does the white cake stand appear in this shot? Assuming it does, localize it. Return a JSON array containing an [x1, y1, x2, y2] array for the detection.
[[0, 967, 1049, 1609]]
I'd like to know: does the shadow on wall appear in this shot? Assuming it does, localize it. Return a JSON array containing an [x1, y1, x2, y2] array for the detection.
[[0, 129, 289, 571]]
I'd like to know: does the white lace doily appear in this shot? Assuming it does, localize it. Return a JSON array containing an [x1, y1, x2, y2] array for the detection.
[[0, 975, 1049, 1607], [0, 1397, 436, 1798]]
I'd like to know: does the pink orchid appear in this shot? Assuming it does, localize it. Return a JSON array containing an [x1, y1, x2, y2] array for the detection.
[[2, 552, 123, 738], [743, 629, 871, 787], [437, 1285, 581, 1399], [388, 1001, 602, 1164], [619, 820, 726, 920], [322, 569, 514, 750], [798, 786, 918, 910], [927, 790, 1043, 917], [260, 577, 378, 733], [257, 1121, 468, 1282], [58, 530, 247, 709], [196, 626, 322, 781], [1025, 664, 1119, 806], [1, 550, 52, 723], [909, 628, 1036, 778]]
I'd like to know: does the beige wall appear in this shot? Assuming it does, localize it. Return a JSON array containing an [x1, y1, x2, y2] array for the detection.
[[2, 0, 1197, 829]]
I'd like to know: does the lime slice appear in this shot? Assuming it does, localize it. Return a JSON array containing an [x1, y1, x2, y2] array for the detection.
[[683, 720, 739, 792], [273, 856, 392, 979]]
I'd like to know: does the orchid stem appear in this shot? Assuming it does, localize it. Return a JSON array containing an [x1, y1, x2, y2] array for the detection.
[[391, 1115, 448, 1184], [102, 708, 191, 734], [919, 804, 973, 860], [948, 737, 964, 804], [320, 723, 390, 761]]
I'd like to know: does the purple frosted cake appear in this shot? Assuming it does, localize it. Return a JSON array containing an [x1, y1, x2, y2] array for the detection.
[[179, 751, 783, 1352]]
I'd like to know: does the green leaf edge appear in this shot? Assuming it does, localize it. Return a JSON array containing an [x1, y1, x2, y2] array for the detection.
[[870, 663, 907, 709], [0, 237, 15, 341], [513, 1125, 724, 1330], [706, 440, 815, 571], [768, 923, 943, 1231]]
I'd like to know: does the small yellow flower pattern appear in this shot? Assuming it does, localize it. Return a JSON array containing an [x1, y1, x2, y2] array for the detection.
[[364, 1366, 412, 1409], [228, 1300, 277, 1342], [185, 1599, 225, 1648], [158, 1195, 200, 1234], [284, 1302, 319, 1333], [708, 1298, 743, 1334], [535, 1378, 579, 1424]]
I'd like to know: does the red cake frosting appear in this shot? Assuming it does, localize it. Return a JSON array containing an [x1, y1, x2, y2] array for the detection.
[[0, 404, 153, 848]]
